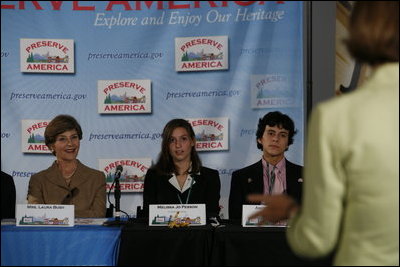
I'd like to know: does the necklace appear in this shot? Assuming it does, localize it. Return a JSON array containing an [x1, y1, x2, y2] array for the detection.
[[177, 177, 195, 204], [176, 174, 188, 190], [63, 168, 76, 179], [58, 160, 77, 179]]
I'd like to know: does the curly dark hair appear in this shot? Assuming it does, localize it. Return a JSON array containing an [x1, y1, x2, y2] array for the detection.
[[256, 111, 297, 151]]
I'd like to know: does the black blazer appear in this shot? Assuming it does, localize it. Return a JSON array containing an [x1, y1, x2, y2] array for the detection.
[[229, 159, 303, 220], [1, 171, 16, 219], [143, 166, 221, 218]]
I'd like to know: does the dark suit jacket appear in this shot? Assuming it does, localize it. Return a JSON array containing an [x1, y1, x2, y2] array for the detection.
[[229, 159, 303, 220], [27, 160, 106, 218], [143, 166, 221, 218], [1, 171, 16, 219]]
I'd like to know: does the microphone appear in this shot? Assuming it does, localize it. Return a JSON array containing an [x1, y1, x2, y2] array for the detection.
[[115, 165, 123, 179], [114, 165, 123, 221], [104, 165, 129, 226]]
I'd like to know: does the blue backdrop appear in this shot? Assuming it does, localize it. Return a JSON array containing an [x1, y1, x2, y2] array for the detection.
[[1, 1, 304, 218]]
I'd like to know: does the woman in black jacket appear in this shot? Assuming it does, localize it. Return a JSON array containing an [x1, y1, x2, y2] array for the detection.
[[142, 119, 221, 219]]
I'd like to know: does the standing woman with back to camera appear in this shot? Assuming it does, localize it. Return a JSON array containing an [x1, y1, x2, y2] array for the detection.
[[143, 118, 221, 219], [248, 2, 399, 265]]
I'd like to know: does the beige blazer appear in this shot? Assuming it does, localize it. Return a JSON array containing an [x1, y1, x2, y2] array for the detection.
[[287, 63, 399, 265], [28, 160, 106, 218]]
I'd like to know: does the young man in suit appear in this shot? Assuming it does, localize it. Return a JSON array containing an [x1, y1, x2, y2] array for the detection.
[[229, 111, 303, 221]]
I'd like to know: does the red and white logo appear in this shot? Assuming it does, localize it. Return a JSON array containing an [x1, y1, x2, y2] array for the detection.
[[21, 119, 51, 153], [175, 36, 228, 72], [187, 117, 229, 151], [99, 158, 151, 192], [20, 38, 74, 73], [251, 74, 296, 109], [98, 80, 152, 114]]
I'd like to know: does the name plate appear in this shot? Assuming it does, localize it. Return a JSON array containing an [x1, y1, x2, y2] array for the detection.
[[242, 205, 287, 227], [16, 204, 75, 227], [149, 204, 206, 226]]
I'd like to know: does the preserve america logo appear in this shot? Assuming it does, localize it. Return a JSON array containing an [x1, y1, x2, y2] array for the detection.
[[21, 119, 51, 153], [175, 36, 228, 72], [187, 117, 229, 151], [99, 158, 151, 192], [250, 74, 296, 109], [98, 80, 152, 114], [20, 39, 74, 73]]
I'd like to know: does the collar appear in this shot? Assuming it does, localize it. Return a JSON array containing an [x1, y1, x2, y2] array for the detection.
[[168, 173, 196, 193], [48, 159, 86, 188], [262, 157, 286, 172]]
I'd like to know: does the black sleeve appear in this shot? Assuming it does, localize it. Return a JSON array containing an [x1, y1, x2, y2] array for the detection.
[[1, 171, 16, 219], [142, 168, 157, 218], [228, 170, 242, 221], [205, 168, 221, 218], [285, 162, 303, 205], [293, 165, 303, 204]]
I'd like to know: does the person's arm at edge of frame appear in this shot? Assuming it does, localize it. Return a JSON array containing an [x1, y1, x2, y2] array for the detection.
[[286, 105, 345, 258]]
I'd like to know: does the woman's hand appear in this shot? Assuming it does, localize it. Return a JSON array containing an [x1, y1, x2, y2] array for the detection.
[[247, 194, 299, 224]]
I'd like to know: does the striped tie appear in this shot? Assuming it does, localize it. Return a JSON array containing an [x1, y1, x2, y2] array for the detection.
[[269, 166, 276, 195]]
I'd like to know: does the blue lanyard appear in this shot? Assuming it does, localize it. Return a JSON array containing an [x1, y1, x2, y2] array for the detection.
[[177, 176, 195, 204]]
